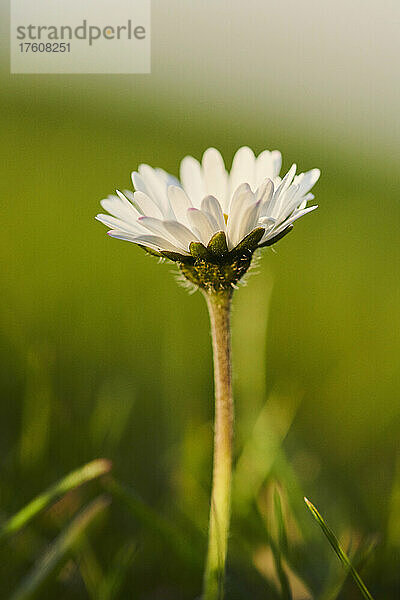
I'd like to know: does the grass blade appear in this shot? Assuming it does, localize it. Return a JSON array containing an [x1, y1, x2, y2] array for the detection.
[[304, 497, 375, 600], [0, 459, 112, 541], [320, 533, 379, 600], [10, 496, 110, 600]]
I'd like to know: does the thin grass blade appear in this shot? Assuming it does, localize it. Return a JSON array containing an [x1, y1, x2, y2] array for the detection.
[[320, 533, 379, 600], [10, 496, 110, 600], [304, 498, 375, 600], [0, 459, 112, 541]]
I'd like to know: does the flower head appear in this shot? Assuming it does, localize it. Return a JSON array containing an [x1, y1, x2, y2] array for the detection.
[[97, 147, 320, 291]]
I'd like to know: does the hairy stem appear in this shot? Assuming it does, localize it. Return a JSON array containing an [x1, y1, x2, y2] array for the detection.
[[202, 288, 234, 600]]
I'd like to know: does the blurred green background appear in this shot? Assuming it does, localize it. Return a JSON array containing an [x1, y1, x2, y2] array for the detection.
[[1, 1, 399, 598]]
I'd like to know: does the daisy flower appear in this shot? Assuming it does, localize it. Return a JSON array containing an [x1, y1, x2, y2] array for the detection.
[[96, 146, 320, 290]]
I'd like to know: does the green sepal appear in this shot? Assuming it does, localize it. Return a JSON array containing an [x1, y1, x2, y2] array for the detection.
[[190, 241, 212, 261], [138, 244, 162, 258], [259, 225, 293, 248], [160, 250, 193, 263], [232, 227, 265, 255], [207, 231, 228, 257]]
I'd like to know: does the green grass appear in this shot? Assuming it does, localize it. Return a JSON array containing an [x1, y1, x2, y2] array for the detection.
[[0, 460, 111, 541], [305, 498, 374, 599]]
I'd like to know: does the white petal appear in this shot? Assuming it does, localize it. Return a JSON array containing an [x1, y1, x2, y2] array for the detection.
[[155, 168, 181, 188], [274, 184, 301, 222], [186, 208, 219, 246], [167, 186, 192, 225], [108, 231, 189, 255], [133, 191, 164, 218], [279, 164, 297, 192], [96, 213, 142, 235], [107, 229, 143, 243], [163, 220, 198, 250], [116, 189, 139, 209], [137, 216, 189, 252], [180, 156, 205, 208], [236, 200, 263, 245], [293, 169, 320, 195], [229, 146, 256, 197], [226, 183, 255, 249], [201, 195, 226, 231], [262, 205, 318, 243], [283, 205, 318, 226], [298, 193, 314, 211], [138, 164, 171, 215], [259, 216, 277, 228], [270, 150, 282, 178], [122, 189, 136, 202], [201, 148, 228, 211], [131, 172, 148, 195], [268, 164, 297, 219], [255, 150, 282, 187], [256, 178, 274, 204], [100, 192, 140, 222]]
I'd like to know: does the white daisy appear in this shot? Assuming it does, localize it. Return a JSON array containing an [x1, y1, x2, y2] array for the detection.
[[96, 146, 320, 259]]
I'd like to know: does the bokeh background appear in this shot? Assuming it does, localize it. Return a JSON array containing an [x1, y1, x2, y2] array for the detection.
[[1, 1, 399, 598]]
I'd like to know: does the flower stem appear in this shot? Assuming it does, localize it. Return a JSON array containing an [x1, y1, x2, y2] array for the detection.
[[202, 288, 234, 600]]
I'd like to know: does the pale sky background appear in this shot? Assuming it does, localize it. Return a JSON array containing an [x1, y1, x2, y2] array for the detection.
[[154, 0, 400, 151], [2, 0, 399, 152]]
